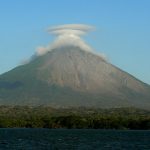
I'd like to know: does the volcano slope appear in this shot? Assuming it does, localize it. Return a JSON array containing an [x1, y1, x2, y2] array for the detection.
[[0, 46, 150, 109]]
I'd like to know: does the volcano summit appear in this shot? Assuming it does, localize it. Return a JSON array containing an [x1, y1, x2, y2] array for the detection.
[[0, 24, 150, 109]]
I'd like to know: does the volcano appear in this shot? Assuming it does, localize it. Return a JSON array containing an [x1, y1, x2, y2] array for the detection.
[[0, 46, 150, 109]]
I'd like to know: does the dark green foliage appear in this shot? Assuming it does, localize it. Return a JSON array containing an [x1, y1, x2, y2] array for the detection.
[[0, 106, 149, 129]]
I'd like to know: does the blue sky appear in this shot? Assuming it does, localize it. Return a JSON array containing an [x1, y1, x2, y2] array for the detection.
[[0, 0, 150, 84]]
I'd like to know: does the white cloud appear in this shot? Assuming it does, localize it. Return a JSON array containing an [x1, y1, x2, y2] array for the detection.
[[36, 46, 48, 56], [33, 24, 107, 61], [48, 24, 94, 34], [35, 24, 94, 56]]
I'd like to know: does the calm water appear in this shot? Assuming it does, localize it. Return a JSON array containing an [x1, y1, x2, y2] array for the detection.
[[0, 129, 149, 150]]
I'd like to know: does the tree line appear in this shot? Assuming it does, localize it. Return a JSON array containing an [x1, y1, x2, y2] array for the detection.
[[0, 106, 149, 129]]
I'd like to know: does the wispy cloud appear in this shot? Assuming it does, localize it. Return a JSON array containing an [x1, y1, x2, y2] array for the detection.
[[35, 24, 94, 56], [29, 24, 107, 62]]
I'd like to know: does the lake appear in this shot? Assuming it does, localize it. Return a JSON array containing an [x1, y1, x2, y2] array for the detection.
[[0, 129, 149, 149]]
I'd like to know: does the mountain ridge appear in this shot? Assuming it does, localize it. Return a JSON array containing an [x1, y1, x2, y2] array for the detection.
[[0, 46, 150, 109]]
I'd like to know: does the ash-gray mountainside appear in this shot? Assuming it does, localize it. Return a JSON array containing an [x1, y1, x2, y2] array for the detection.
[[0, 46, 150, 109]]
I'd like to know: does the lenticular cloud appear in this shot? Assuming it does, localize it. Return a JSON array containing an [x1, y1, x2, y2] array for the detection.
[[34, 24, 107, 61], [36, 24, 94, 56]]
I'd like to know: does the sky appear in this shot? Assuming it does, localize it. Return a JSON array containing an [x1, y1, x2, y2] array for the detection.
[[0, 0, 150, 84]]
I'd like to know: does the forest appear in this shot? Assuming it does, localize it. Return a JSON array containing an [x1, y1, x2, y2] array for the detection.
[[0, 106, 150, 129]]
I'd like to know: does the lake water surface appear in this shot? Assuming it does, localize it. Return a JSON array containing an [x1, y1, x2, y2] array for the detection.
[[0, 129, 149, 150]]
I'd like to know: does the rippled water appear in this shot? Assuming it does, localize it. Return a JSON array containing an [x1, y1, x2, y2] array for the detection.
[[0, 129, 149, 150]]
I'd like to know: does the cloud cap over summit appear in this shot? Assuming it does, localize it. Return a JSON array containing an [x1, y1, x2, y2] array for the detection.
[[48, 24, 94, 35], [36, 24, 94, 56]]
